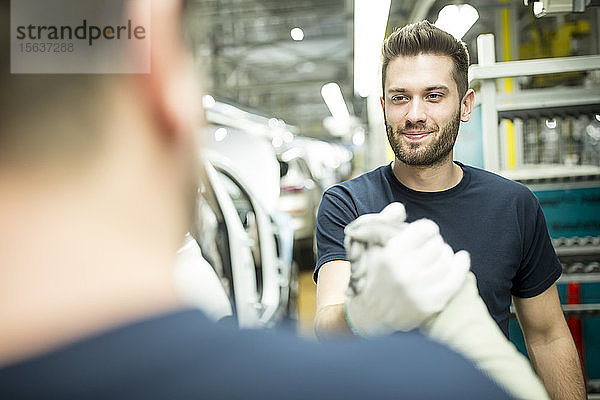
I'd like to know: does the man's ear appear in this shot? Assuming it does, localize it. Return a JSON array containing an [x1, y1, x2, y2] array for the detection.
[[460, 89, 475, 123], [131, 0, 200, 141], [380, 96, 385, 112]]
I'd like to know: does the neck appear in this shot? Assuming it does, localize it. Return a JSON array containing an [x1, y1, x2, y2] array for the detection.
[[391, 155, 463, 192], [0, 145, 186, 367]]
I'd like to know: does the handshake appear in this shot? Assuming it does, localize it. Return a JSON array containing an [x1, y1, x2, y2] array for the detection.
[[344, 202, 469, 336], [342, 203, 549, 400]]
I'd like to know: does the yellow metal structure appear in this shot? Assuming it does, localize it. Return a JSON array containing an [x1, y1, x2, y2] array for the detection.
[[500, 1, 516, 169]]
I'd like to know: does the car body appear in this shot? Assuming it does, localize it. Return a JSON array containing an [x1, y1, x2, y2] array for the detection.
[[193, 150, 296, 328], [277, 149, 322, 247]]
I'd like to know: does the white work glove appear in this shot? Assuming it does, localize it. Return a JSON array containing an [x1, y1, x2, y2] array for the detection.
[[344, 203, 470, 336], [342, 203, 549, 399], [420, 272, 549, 400], [344, 202, 407, 296]]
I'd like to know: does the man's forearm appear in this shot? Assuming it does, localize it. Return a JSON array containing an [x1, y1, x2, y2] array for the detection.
[[313, 304, 354, 340], [527, 335, 586, 400]]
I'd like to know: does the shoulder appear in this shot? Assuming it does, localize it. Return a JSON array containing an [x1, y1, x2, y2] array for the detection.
[[0, 312, 510, 399], [463, 164, 536, 200], [325, 164, 390, 200], [319, 165, 391, 218]]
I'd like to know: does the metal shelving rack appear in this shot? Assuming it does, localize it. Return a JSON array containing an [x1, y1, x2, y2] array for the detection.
[[469, 34, 600, 391], [468, 33, 600, 173]]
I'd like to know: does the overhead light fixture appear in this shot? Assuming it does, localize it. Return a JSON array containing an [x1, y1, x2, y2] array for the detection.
[[545, 118, 557, 129], [354, 0, 391, 98], [321, 82, 350, 123], [529, 0, 576, 17], [290, 27, 304, 41], [435, 4, 479, 40], [533, 1, 545, 15]]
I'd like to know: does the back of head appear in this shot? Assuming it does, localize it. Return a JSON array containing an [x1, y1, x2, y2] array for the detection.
[[0, 1, 126, 170], [0, 0, 205, 370], [381, 20, 470, 99]]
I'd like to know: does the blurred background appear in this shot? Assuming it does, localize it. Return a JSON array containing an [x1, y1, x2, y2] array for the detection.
[[177, 0, 600, 394]]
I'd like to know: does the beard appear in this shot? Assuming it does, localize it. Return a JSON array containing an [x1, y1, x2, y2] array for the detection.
[[386, 109, 461, 167]]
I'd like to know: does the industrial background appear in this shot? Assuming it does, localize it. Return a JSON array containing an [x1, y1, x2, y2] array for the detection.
[[180, 0, 600, 396]]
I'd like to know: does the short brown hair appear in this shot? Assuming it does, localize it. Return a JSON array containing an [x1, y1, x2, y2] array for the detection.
[[381, 20, 470, 99]]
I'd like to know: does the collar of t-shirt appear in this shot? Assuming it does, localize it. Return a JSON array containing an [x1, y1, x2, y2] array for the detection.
[[383, 161, 472, 200]]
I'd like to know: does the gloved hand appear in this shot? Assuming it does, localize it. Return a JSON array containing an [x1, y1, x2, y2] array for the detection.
[[344, 202, 407, 296], [344, 203, 470, 336], [342, 203, 548, 399]]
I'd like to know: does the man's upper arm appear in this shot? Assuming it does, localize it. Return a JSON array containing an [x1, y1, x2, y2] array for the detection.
[[314, 187, 357, 281], [513, 283, 567, 342], [316, 260, 351, 311], [313, 186, 357, 337]]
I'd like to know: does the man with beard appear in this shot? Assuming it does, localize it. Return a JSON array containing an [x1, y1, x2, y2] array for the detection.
[[314, 20, 586, 400]]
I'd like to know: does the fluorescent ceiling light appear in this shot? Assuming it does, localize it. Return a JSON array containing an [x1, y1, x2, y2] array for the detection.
[[354, 0, 391, 98], [435, 4, 479, 40], [533, 1, 545, 15], [321, 82, 350, 123], [532, 0, 573, 17], [290, 27, 304, 41]]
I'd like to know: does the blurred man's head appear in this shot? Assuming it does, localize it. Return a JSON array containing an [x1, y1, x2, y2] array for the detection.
[[0, 0, 201, 228], [0, 0, 203, 364]]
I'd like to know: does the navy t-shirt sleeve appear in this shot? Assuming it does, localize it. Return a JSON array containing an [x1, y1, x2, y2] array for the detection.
[[314, 187, 358, 282], [511, 194, 562, 298]]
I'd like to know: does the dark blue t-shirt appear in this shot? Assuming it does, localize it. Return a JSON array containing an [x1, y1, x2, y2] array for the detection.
[[315, 162, 562, 338], [0, 309, 511, 399]]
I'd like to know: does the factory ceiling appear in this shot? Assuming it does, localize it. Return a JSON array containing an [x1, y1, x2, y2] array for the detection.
[[185, 0, 597, 139]]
